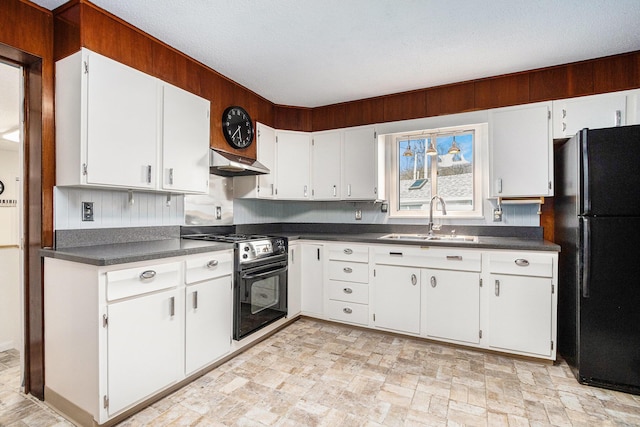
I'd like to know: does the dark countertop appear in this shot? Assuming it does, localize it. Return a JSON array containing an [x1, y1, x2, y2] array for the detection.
[[41, 230, 558, 267], [40, 239, 234, 266], [282, 232, 560, 252]]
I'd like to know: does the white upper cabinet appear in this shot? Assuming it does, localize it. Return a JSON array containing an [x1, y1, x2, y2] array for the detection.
[[343, 126, 378, 200], [256, 122, 277, 199], [56, 48, 209, 194], [161, 83, 210, 194], [552, 92, 628, 139], [311, 130, 342, 200], [275, 130, 311, 199], [489, 102, 553, 198]]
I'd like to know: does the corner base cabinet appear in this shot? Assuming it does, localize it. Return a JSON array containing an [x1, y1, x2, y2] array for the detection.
[[44, 250, 232, 425]]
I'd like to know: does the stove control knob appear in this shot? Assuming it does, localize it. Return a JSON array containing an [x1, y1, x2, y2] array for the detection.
[[244, 246, 250, 251], [243, 254, 248, 259]]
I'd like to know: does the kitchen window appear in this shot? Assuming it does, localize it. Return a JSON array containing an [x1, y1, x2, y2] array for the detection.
[[388, 124, 485, 218]]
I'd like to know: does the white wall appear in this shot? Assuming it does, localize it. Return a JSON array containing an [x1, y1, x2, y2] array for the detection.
[[0, 247, 20, 351], [54, 187, 185, 230], [0, 148, 19, 245]]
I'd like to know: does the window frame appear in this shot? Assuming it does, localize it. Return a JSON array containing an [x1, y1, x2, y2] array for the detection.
[[387, 123, 486, 219]]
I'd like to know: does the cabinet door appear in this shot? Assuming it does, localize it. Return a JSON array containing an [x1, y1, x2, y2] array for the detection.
[[489, 103, 552, 197], [107, 288, 180, 415], [86, 50, 158, 189], [185, 276, 232, 375], [301, 244, 324, 316], [373, 265, 420, 334], [257, 123, 277, 199], [343, 126, 377, 200], [161, 83, 210, 194], [488, 274, 553, 357], [311, 131, 342, 199], [553, 93, 627, 138], [276, 131, 311, 199], [287, 245, 302, 317], [422, 269, 480, 344]]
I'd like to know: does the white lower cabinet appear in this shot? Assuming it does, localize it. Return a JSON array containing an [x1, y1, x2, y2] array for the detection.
[[107, 288, 181, 414], [44, 250, 234, 425], [486, 251, 556, 358], [372, 265, 420, 334], [326, 244, 369, 325], [422, 269, 480, 344], [300, 243, 324, 316], [184, 252, 233, 375], [287, 244, 302, 317]]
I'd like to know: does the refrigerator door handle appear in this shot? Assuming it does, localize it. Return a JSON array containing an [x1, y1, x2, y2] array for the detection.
[[581, 131, 591, 214], [582, 217, 590, 298]]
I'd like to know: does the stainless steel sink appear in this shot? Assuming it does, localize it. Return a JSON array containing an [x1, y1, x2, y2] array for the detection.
[[379, 233, 478, 243]]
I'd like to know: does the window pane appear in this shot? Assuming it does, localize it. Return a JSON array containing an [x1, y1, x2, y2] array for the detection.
[[435, 133, 474, 211], [398, 138, 431, 210]]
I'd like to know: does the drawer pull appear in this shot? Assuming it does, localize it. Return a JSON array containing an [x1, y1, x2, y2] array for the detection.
[[495, 279, 500, 297], [343, 248, 353, 255], [446, 255, 463, 261], [139, 270, 156, 280], [169, 296, 175, 317], [193, 291, 198, 309], [206, 260, 219, 268], [515, 258, 530, 267], [390, 252, 403, 256], [430, 276, 437, 288], [343, 267, 353, 273], [343, 307, 353, 314], [343, 287, 353, 294], [411, 274, 417, 286]]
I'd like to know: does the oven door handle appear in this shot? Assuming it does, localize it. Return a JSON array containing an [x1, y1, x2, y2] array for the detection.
[[242, 265, 288, 280]]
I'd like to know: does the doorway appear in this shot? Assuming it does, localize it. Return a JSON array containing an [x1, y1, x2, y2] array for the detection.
[[0, 60, 24, 386]]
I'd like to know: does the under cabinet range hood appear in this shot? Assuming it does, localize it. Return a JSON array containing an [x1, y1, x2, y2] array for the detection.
[[209, 149, 270, 176]]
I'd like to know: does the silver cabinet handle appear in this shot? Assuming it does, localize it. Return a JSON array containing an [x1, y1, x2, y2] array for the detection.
[[343, 267, 353, 273], [495, 280, 500, 297], [430, 276, 437, 288], [343, 248, 353, 255], [206, 260, 219, 269], [343, 307, 353, 314], [496, 178, 502, 194], [333, 185, 337, 197], [411, 274, 417, 286], [562, 108, 566, 119], [168, 167, 174, 185], [446, 255, 462, 261], [615, 110, 622, 127], [169, 296, 175, 317], [514, 258, 529, 267], [193, 290, 198, 309], [271, 183, 274, 195], [139, 270, 156, 280], [347, 184, 352, 197], [343, 287, 353, 294], [146, 165, 152, 184], [562, 122, 567, 132], [304, 185, 308, 197]]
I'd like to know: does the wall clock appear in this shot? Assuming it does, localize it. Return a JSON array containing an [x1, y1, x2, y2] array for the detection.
[[222, 106, 254, 149], [0, 180, 4, 195]]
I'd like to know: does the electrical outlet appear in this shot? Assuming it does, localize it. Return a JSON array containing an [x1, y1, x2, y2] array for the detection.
[[355, 209, 362, 220], [216, 206, 222, 220], [493, 208, 502, 222], [82, 201, 94, 221]]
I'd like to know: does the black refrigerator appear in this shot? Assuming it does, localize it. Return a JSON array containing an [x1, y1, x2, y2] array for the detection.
[[555, 124, 640, 395]]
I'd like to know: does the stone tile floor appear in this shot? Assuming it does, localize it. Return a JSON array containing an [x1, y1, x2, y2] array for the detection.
[[2, 318, 640, 426]]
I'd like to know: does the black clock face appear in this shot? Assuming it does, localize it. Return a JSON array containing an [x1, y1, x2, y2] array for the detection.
[[0, 180, 4, 195], [222, 106, 254, 149]]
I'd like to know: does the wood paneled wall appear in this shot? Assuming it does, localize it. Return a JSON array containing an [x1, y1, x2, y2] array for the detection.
[[303, 51, 640, 132], [1, 0, 55, 400]]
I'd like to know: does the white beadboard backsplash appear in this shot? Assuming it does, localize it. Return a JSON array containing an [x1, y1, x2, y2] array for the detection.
[[234, 198, 540, 226], [54, 187, 184, 230]]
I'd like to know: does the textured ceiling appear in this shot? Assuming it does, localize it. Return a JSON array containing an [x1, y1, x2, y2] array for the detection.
[[22, 0, 640, 108]]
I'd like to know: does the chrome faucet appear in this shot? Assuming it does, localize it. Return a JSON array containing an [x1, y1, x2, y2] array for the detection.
[[428, 195, 447, 235]]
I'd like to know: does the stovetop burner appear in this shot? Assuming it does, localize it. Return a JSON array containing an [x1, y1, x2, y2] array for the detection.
[[182, 233, 269, 243]]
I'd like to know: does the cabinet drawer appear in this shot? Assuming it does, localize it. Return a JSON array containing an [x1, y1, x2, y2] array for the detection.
[[107, 262, 180, 301], [328, 281, 368, 304], [328, 260, 368, 283], [185, 251, 233, 284], [328, 244, 368, 263], [327, 300, 368, 326], [488, 252, 554, 278], [424, 249, 481, 272]]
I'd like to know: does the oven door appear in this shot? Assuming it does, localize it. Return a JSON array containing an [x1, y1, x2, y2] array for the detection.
[[234, 258, 288, 340]]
